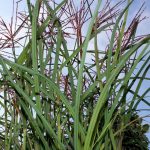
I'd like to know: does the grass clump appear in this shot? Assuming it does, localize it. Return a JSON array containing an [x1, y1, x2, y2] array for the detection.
[[0, 0, 149, 149]]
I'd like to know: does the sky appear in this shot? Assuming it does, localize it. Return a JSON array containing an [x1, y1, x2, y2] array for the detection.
[[0, 0, 150, 145], [0, 0, 150, 34]]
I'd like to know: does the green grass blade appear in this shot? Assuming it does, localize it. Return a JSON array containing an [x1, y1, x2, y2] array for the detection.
[[74, 1, 102, 149]]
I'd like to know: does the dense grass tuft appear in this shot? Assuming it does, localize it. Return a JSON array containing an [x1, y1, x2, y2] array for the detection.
[[0, 0, 149, 149]]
